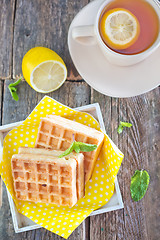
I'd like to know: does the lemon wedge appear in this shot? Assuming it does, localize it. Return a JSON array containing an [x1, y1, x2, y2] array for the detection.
[[100, 8, 140, 50], [22, 47, 67, 93]]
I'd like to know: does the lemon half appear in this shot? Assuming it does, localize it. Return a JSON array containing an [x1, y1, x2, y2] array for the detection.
[[22, 47, 67, 93], [100, 8, 140, 50]]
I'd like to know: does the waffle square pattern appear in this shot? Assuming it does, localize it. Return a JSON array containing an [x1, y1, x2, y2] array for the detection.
[[11, 153, 78, 207], [35, 115, 104, 182]]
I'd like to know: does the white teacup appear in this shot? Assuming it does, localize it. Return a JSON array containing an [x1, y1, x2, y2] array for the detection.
[[72, 0, 160, 66]]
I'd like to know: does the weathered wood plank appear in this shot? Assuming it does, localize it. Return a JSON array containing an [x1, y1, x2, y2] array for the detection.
[[12, 0, 88, 80], [0, 80, 4, 208], [90, 88, 160, 240], [0, 0, 15, 79], [1, 80, 90, 239]]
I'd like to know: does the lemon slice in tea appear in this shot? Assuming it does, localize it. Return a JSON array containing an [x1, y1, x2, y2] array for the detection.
[[22, 47, 67, 93], [100, 8, 140, 50]]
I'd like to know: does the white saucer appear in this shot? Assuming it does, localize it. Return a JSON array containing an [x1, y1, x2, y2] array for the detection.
[[68, 0, 160, 97]]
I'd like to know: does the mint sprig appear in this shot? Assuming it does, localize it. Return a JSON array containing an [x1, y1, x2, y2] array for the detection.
[[130, 170, 150, 202], [59, 141, 97, 158], [117, 121, 132, 134], [8, 77, 22, 101]]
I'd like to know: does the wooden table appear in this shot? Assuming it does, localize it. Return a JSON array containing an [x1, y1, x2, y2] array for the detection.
[[0, 0, 160, 239]]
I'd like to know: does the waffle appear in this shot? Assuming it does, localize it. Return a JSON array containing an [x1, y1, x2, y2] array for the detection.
[[35, 115, 104, 182], [11, 153, 78, 207], [18, 147, 85, 199]]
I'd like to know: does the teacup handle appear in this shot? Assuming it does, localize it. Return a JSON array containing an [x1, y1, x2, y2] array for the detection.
[[72, 25, 97, 45]]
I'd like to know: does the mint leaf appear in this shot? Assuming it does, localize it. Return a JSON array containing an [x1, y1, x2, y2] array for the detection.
[[8, 77, 22, 101], [130, 170, 150, 202], [120, 121, 132, 128], [117, 125, 123, 134], [58, 142, 75, 158], [9, 77, 22, 87], [77, 142, 97, 152], [59, 141, 97, 158], [117, 121, 132, 134], [74, 142, 81, 153]]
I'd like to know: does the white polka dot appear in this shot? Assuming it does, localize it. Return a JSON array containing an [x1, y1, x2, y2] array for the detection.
[[100, 181, 103, 184], [94, 190, 97, 193], [68, 230, 71, 233], [101, 175, 104, 178], [95, 183, 98, 186], [63, 222, 67, 225], [57, 225, 60, 228], [52, 222, 55, 225], [62, 227, 66, 230], [94, 197, 97, 200], [69, 225, 72, 227], [100, 188, 103, 191]]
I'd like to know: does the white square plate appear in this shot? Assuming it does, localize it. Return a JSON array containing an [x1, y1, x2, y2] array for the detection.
[[0, 103, 123, 233]]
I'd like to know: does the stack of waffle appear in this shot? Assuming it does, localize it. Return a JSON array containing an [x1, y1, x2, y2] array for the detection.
[[11, 115, 104, 207]]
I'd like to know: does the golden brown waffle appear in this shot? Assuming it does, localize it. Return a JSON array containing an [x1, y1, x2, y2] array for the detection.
[[11, 153, 77, 207], [35, 115, 104, 182], [18, 147, 85, 199]]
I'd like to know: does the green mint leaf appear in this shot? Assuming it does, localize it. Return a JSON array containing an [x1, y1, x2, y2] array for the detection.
[[9, 86, 17, 92], [74, 143, 81, 153], [8, 77, 22, 101], [9, 77, 22, 87], [58, 141, 97, 157], [117, 121, 132, 134], [77, 142, 97, 152], [120, 121, 132, 128], [10, 90, 19, 101], [130, 170, 150, 202], [58, 142, 75, 158], [117, 125, 123, 134]]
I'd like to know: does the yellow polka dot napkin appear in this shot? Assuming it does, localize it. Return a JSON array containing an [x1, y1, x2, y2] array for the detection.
[[0, 96, 123, 239]]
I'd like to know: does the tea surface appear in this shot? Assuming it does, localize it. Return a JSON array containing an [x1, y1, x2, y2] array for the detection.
[[99, 0, 159, 54]]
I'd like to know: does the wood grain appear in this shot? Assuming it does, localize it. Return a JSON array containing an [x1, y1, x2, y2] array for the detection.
[[1, 80, 90, 240], [0, 80, 4, 208], [0, 0, 15, 79], [90, 88, 160, 240], [12, 0, 88, 80]]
